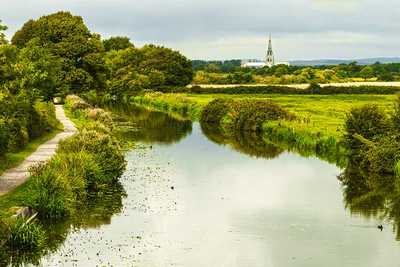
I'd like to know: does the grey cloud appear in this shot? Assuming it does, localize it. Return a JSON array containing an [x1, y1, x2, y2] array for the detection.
[[1, 0, 399, 60]]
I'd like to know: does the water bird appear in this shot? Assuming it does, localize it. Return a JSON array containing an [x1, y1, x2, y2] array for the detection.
[[378, 225, 383, 231]]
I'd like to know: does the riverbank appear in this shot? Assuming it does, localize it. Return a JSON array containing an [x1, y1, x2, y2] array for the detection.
[[130, 92, 396, 165], [0, 105, 76, 196], [0, 96, 126, 264]]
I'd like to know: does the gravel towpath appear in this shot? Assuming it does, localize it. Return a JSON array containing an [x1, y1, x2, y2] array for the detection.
[[0, 105, 76, 196]]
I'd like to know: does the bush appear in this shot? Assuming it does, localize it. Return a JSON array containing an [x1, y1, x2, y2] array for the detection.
[[29, 101, 59, 139], [87, 108, 113, 124], [200, 98, 234, 124], [58, 128, 125, 181], [344, 104, 389, 150], [201, 98, 294, 133], [5, 218, 46, 250], [0, 89, 58, 156], [231, 100, 294, 132], [27, 163, 75, 219], [363, 136, 400, 188]]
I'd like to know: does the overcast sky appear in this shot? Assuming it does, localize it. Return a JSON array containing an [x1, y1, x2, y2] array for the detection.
[[1, 0, 399, 61]]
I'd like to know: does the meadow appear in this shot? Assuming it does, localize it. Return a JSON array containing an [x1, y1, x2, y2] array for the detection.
[[133, 93, 396, 137], [131, 92, 397, 165]]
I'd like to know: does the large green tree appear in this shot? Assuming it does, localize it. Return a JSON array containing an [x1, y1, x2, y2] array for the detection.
[[11, 11, 105, 94], [105, 45, 193, 97], [139, 45, 193, 86]]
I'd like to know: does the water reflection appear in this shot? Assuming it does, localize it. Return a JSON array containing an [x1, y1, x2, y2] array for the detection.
[[1, 183, 125, 266], [107, 104, 192, 145], [339, 158, 400, 240], [201, 122, 283, 159]]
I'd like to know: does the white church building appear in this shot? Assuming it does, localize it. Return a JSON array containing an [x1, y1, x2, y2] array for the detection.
[[241, 35, 289, 68]]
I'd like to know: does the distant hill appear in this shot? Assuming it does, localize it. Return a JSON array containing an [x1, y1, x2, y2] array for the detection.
[[290, 57, 400, 66]]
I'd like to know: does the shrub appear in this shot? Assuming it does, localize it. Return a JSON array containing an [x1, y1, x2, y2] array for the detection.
[[87, 108, 113, 124], [200, 98, 234, 124], [344, 104, 389, 150], [58, 129, 126, 181], [201, 98, 294, 133], [0, 89, 58, 156], [231, 100, 294, 132], [56, 151, 106, 190], [28, 101, 59, 139], [5, 218, 46, 250], [27, 163, 75, 219]]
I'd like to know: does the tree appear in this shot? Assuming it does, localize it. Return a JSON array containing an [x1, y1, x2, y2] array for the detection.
[[103, 36, 133, 52], [0, 41, 63, 99], [15, 40, 63, 99], [360, 66, 374, 79], [140, 45, 193, 86], [11, 11, 104, 94], [0, 20, 7, 45]]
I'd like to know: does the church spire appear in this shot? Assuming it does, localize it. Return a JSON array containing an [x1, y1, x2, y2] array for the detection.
[[266, 34, 274, 67]]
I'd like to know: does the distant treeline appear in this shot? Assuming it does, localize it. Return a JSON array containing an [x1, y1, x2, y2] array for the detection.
[[192, 61, 400, 84], [192, 60, 242, 72], [152, 84, 400, 95]]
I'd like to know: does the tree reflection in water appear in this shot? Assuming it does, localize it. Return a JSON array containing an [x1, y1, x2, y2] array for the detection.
[[200, 121, 283, 159], [108, 104, 192, 145], [339, 157, 400, 241]]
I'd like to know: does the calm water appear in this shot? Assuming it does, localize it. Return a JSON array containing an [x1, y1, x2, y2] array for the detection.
[[31, 106, 400, 266]]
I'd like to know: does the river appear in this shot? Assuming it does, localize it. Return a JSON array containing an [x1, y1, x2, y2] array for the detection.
[[30, 105, 400, 266]]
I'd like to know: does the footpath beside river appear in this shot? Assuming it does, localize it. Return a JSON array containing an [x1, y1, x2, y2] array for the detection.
[[0, 105, 76, 196]]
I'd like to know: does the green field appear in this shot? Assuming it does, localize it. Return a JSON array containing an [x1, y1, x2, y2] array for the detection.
[[134, 93, 396, 138]]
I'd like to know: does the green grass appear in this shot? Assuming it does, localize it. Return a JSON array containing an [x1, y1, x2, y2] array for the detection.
[[131, 92, 396, 165], [133, 93, 396, 138], [0, 128, 62, 176], [184, 93, 396, 136]]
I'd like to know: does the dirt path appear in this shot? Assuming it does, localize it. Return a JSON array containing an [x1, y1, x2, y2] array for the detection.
[[0, 105, 76, 196]]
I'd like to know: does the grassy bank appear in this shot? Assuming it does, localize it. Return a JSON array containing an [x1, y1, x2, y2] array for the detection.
[[131, 92, 203, 121], [0, 95, 126, 261], [131, 92, 396, 164]]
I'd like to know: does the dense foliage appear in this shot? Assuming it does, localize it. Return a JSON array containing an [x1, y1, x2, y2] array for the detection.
[[103, 36, 133, 52], [1, 11, 193, 99], [105, 45, 193, 99], [0, 90, 59, 157], [12, 11, 105, 94]]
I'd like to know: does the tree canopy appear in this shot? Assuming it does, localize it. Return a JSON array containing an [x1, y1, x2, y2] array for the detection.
[[0, 20, 7, 45], [103, 36, 133, 52], [105, 45, 193, 98], [11, 11, 105, 94], [1, 11, 193, 100]]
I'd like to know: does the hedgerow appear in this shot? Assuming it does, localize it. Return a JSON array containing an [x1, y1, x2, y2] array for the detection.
[[151, 84, 400, 95]]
